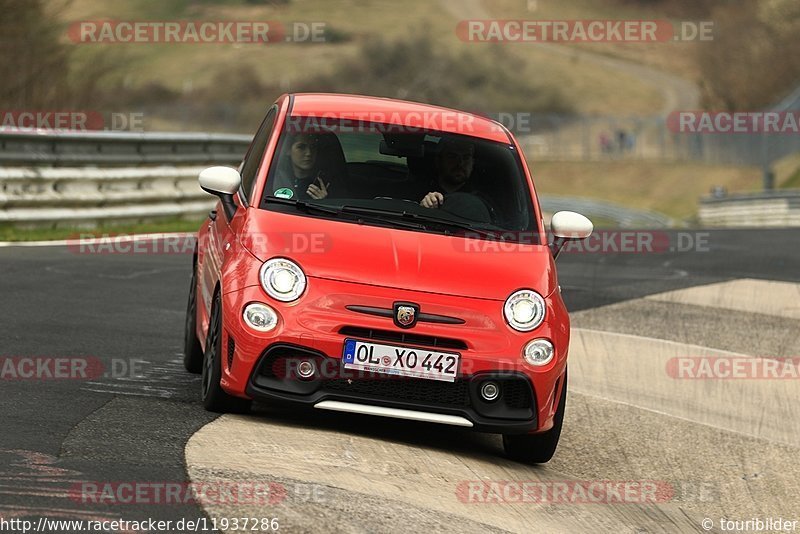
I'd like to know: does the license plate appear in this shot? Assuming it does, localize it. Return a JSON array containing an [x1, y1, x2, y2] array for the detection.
[[342, 339, 460, 382]]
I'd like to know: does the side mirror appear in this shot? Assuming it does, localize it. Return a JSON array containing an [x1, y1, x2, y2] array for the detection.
[[549, 211, 593, 258], [199, 166, 241, 221]]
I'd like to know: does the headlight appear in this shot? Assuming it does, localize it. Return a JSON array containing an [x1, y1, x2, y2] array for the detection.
[[260, 258, 306, 302], [523, 339, 554, 366], [503, 289, 545, 332], [243, 302, 278, 332]]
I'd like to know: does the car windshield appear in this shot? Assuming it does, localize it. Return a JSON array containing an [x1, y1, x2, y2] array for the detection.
[[260, 118, 539, 243]]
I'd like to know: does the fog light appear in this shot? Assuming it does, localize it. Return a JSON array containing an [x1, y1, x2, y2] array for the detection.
[[297, 360, 316, 379], [243, 303, 278, 332], [480, 381, 500, 402], [523, 339, 554, 366]]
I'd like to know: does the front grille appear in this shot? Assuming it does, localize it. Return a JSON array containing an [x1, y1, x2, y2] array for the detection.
[[339, 326, 468, 350], [324, 377, 471, 407]]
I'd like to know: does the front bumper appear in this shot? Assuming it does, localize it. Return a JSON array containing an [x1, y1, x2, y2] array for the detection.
[[244, 343, 539, 434], [219, 276, 570, 434]]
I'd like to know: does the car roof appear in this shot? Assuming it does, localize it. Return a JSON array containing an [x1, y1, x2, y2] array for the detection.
[[288, 93, 512, 144]]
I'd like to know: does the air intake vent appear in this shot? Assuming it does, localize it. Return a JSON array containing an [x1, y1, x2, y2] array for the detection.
[[227, 335, 236, 370], [325, 377, 471, 407], [338, 326, 468, 350]]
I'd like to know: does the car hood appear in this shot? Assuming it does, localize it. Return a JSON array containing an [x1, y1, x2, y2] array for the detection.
[[241, 210, 556, 301]]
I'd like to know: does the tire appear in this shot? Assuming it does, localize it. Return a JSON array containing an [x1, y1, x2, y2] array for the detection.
[[201, 292, 252, 414], [502, 369, 567, 464], [183, 265, 204, 374]]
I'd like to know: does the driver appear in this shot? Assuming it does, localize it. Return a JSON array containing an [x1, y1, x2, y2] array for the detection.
[[419, 137, 477, 208]]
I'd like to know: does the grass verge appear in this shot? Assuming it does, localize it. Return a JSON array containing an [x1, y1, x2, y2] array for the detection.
[[531, 160, 763, 221], [0, 217, 204, 242]]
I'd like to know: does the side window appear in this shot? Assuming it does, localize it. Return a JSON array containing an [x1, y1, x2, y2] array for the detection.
[[239, 107, 277, 202]]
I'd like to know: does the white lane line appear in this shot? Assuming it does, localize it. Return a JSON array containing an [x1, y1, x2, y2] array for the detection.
[[0, 232, 194, 248], [645, 278, 800, 319]]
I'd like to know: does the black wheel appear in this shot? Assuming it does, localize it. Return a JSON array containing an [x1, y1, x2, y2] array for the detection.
[[183, 264, 204, 374], [201, 292, 252, 414], [502, 369, 567, 464]]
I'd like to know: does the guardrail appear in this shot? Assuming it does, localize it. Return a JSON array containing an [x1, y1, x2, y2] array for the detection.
[[699, 190, 800, 227], [0, 166, 217, 225], [539, 195, 673, 228], [0, 129, 250, 166], [0, 129, 252, 226]]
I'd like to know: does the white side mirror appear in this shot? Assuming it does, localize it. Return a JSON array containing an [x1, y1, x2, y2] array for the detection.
[[199, 166, 241, 221], [551, 211, 593, 239], [199, 166, 241, 196]]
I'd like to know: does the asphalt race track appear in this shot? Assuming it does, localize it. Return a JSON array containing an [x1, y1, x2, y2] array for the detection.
[[1, 229, 798, 533]]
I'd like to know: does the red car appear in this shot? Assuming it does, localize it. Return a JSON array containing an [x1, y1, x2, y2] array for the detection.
[[184, 93, 592, 464]]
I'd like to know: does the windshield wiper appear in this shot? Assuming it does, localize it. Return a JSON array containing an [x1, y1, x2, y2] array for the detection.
[[265, 197, 425, 230], [342, 205, 503, 240], [337, 205, 427, 230], [407, 213, 502, 239], [263, 196, 342, 216], [341, 205, 421, 220]]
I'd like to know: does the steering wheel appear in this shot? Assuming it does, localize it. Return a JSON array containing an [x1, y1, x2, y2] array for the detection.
[[440, 192, 495, 223]]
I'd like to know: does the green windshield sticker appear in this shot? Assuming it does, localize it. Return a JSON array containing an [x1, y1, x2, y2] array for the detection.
[[274, 187, 294, 199]]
